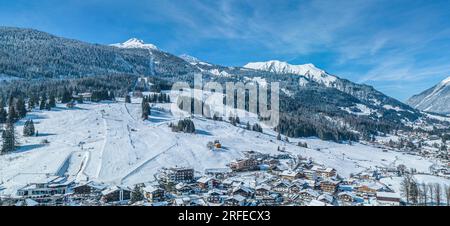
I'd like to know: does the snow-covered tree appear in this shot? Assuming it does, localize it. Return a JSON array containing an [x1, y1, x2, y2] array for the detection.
[[131, 185, 144, 203], [23, 120, 35, 137], [1, 121, 16, 154]]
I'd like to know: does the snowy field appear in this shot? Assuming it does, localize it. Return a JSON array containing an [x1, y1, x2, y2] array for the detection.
[[0, 97, 444, 196]]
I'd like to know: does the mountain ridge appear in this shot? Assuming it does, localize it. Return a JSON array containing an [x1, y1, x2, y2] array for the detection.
[[1, 26, 440, 142], [407, 76, 450, 114]]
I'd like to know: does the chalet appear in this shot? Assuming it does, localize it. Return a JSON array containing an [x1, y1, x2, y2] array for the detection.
[[299, 189, 320, 202], [304, 179, 317, 188], [206, 189, 227, 204], [318, 193, 334, 204], [376, 192, 401, 206], [303, 170, 317, 180], [311, 166, 337, 178], [75, 92, 92, 102], [101, 186, 131, 203], [228, 158, 258, 172], [289, 180, 307, 193], [196, 176, 218, 190], [161, 167, 194, 183], [16, 176, 72, 201], [190, 197, 207, 206], [320, 179, 340, 194], [258, 193, 283, 206], [224, 195, 246, 206], [337, 191, 356, 203], [272, 181, 291, 193], [280, 170, 302, 180], [175, 183, 196, 195], [143, 185, 165, 203], [357, 172, 374, 180], [232, 186, 255, 198], [243, 150, 270, 160], [356, 181, 387, 196], [221, 178, 235, 189], [255, 184, 272, 196], [72, 181, 107, 196]]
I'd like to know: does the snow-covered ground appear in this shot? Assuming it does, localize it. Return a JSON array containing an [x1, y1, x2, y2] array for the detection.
[[381, 175, 450, 203], [0, 97, 444, 196]]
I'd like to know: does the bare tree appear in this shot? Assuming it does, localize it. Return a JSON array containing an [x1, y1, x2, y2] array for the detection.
[[445, 185, 450, 206], [428, 183, 434, 206], [400, 174, 413, 205], [434, 183, 441, 206], [421, 183, 428, 206], [397, 164, 407, 176], [410, 180, 419, 205]]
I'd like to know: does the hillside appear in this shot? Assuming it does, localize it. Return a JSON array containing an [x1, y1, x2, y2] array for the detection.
[[407, 76, 450, 114], [0, 95, 438, 196], [0, 27, 444, 142]]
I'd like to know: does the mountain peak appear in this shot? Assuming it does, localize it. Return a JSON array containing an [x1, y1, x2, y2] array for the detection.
[[440, 76, 450, 85], [243, 60, 337, 86], [110, 38, 158, 50], [407, 75, 450, 114]]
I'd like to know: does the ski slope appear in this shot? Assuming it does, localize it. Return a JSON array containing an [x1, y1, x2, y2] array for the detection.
[[0, 97, 442, 196]]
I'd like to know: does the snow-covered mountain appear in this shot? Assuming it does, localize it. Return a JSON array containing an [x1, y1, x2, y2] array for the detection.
[[110, 38, 158, 50], [0, 27, 430, 138], [179, 54, 212, 66], [407, 76, 450, 114], [244, 60, 337, 87]]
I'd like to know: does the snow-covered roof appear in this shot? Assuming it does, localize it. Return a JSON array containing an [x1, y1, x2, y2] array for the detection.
[[143, 185, 161, 193], [101, 186, 130, 195], [205, 168, 232, 174], [197, 176, 213, 184], [300, 188, 320, 197], [255, 184, 271, 191], [280, 170, 299, 177], [228, 195, 246, 202], [308, 199, 331, 206], [376, 192, 400, 199]]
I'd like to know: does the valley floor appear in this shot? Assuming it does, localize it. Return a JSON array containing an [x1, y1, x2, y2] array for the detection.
[[0, 98, 447, 200]]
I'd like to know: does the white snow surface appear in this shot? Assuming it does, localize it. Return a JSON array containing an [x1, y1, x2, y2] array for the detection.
[[110, 38, 158, 50], [179, 54, 212, 66], [0, 96, 441, 196], [244, 60, 337, 87]]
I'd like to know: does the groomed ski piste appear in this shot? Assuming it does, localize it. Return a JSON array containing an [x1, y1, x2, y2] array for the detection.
[[0, 90, 447, 197]]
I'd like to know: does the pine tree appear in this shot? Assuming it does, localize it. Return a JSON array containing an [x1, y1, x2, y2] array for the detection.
[[142, 100, 150, 120], [15, 97, 27, 118], [7, 104, 18, 123], [131, 185, 144, 203], [61, 89, 72, 104], [0, 100, 7, 124], [40, 94, 47, 110], [1, 121, 16, 154], [48, 94, 56, 108], [23, 120, 35, 137]]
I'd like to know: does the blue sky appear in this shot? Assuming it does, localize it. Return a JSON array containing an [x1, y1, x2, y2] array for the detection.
[[1, 0, 450, 101]]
